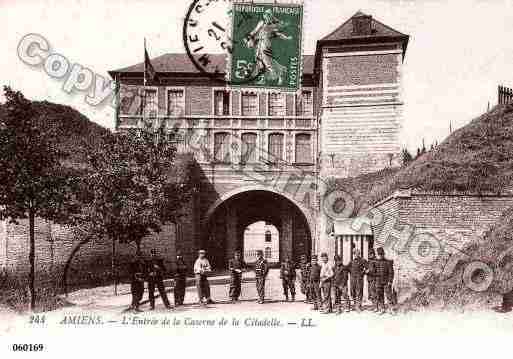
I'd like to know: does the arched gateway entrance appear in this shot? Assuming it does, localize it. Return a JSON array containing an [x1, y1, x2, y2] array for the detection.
[[203, 189, 313, 269]]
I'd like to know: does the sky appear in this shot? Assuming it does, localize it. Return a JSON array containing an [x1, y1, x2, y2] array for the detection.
[[1, 0, 512, 152]]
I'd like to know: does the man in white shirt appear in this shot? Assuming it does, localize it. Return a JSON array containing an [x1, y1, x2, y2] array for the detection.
[[194, 249, 214, 305], [319, 252, 334, 313]]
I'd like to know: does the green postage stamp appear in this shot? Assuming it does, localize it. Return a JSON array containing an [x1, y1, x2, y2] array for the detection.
[[229, 2, 304, 91]]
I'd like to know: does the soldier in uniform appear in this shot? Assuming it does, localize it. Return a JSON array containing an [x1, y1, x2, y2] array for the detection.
[[254, 250, 269, 304], [348, 249, 368, 312], [128, 253, 146, 312], [194, 249, 215, 305], [299, 254, 311, 303], [279, 258, 296, 301], [332, 254, 350, 314], [309, 255, 321, 310], [147, 248, 173, 310], [319, 252, 334, 313], [228, 251, 245, 302], [174, 253, 188, 306], [367, 248, 378, 311]]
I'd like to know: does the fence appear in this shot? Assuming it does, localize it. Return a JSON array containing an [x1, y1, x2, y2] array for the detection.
[[498, 85, 513, 105]]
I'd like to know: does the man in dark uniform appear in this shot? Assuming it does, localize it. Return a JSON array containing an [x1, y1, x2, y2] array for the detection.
[[147, 248, 172, 310], [348, 249, 368, 312], [129, 253, 146, 312], [279, 258, 296, 301], [373, 247, 396, 314], [174, 253, 188, 306], [228, 251, 245, 302], [309, 255, 321, 310], [332, 255, 350, 314], [254, 250, 268, 304], [367, 248, 378, 311], [299, 254, 311, 303]]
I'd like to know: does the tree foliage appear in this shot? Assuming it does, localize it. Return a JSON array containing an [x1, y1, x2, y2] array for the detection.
[[0, 86, 76, 310]]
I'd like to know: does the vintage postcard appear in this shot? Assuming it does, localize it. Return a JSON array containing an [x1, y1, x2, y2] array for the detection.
[[1, 0, 513, 357]]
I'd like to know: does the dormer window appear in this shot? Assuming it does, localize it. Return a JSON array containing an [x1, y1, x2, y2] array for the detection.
[[352, 13, 373, 36]]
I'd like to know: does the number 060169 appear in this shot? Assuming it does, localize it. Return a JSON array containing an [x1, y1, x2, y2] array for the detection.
[[11, 344, 45, 352]]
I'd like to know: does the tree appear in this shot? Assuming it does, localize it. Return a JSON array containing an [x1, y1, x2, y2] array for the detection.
[[401, 148, 413, 166], [62, 130, 192, 295], [0, 87, 75, 311]]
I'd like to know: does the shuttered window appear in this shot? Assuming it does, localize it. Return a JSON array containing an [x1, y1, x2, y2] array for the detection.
[[214, 132, 230, 163], [268, 93, 285, 116], [214, 90, 230, 116], [167, 89, 184, 116], [295, 133, 312, 163], [143, 89, 158, 118], [268, 133, 284, 161], [241, 133, 257, 163], [297, 90, 313, 116], [241, 92, 258, 116]]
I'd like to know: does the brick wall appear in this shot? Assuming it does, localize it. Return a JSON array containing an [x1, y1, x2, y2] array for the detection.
[[326, 54, 399, 87], [371, 191, 513, 297], [1, 198, 196, 289]]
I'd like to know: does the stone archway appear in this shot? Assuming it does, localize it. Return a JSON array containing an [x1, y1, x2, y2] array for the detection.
[[203, 188, 313, 269]]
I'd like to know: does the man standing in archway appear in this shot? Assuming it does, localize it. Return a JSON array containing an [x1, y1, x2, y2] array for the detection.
[[228, 251, 245, 302], [254, 250, 269, 304], [194, 249, 214, 306]]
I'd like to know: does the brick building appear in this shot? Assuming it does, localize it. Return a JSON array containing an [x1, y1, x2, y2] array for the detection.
[[108, 11, 409, 268], [1, 12, 412, 285]]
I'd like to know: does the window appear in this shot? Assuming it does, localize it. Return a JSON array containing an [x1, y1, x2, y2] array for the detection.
[[295, 134, 312, 164], [241, 92, 258, 116], [143, 89, 158, 118], [214, 132, 230, 163], [265, 230, 272, 243], [268, 93, 285, 116], [297, 90, 313, 116], [268, 133, 284, 161], [167, 89, 184, 116], [241, 133, 257, 164], [264, 247, 272, 259], [214, 90, 230, 116]]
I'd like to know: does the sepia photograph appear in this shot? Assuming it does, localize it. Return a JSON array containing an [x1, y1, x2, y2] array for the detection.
[[1, 0, 512, 357]]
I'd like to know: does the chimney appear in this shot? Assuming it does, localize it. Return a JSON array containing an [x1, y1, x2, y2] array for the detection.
[[352, 12, 373, 36]]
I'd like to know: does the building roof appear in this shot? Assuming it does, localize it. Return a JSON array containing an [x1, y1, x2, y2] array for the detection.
[[333, 218, 373, 236], [320, 11, 409, 42], [109, 53, 315, 77]]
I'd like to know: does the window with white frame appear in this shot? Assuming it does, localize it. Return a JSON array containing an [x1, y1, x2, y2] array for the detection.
[[268, 133, 284, 161], [214, 90, 230, 116], [214, 132, 230, 163], [241, 133, 257, 163], [167, 89, 185, 116], [297, 90, 313, 116], [241, 92, 258, 116], [268, 93, 285, 116], [143, 89, 158, 118], [264, 247, 272, 259], [295, 133, 312, 163]]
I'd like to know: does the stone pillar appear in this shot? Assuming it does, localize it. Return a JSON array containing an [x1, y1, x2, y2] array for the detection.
[[226, 206, 238, 264], [280, 204, 293, 262]]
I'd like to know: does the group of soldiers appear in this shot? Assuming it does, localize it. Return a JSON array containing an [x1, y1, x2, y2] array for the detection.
[[296, 247, 397, 314], [129, 247, 397, 314]]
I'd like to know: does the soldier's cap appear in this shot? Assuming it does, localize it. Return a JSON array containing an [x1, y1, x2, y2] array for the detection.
[[334, 254, 341, 261], [300, 254, 307, 258], [198, 249, 206, 254], [320, 253, 328, 258], [311, 255, 318, 260], [369, 248, 375, 255], [376, 247, 385, 256]]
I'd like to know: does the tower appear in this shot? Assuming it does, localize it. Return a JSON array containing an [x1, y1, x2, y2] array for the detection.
[[314, 11, 409, 256], [316, 11, 409, 178]]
